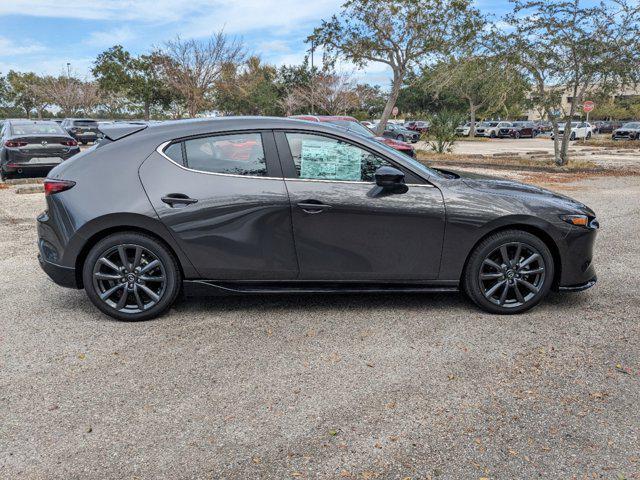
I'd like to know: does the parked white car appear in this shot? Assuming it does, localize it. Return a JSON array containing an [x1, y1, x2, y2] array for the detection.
[[551, 122, 593, 140], [456, 122, 471, 136], [474, 121, 512, 138]]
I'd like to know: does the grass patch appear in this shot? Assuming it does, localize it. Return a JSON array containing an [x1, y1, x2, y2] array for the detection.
[[581, 139, 639, 149], [416, 150, 599, 170]]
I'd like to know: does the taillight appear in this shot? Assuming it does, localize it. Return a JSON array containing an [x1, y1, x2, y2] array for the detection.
[[61, 139, 78, 147], [44, 179, 76, 196], [4, 140, 28, 148]]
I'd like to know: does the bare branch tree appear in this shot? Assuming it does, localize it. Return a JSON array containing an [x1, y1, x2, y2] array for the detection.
[[155, 32, 245, 117]]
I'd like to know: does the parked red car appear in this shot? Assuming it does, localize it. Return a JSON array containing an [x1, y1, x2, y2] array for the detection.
[[290, 115, 416, 157], [404, 120, 430, 135]]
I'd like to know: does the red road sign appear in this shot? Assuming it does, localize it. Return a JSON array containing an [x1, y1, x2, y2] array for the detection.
[[583, 101, 595, 113]]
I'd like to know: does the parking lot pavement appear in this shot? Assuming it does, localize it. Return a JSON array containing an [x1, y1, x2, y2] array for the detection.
[[416, 137, 640, 169], [1, 174, 639, 479]]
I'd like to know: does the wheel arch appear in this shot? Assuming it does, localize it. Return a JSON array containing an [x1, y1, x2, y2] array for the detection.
[[72, 215, 198, 288], [460, 223, 562, 289]]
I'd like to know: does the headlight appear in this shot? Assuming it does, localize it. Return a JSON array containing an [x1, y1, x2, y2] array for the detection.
[[560, 214, 599, 229]]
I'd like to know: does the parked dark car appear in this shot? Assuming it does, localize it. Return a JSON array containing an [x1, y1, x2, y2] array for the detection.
[[61, 118, 100, 144], [1, 120, 80, 180], [498, 121, 540, 139], [290, 115, 416, 157], [612, 122, 640, 140], [593, 121, 622, 134], [382, 123, 420, 143], [404, 120, 429, 134], [37, 117, 599, 321]]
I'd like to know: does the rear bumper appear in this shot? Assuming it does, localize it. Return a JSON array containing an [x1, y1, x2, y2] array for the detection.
[[38, 254, 78, 288]]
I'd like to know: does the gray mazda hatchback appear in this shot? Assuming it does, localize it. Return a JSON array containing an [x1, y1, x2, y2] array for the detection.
[[37, 117, 598, 321]]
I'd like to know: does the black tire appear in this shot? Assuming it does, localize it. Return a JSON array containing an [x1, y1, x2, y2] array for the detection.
[[570, 132, 576, 141], [396, 134, 405, 142], [514, 131, 521, 139], [81, 141, 88, 145], [463, 230, 554, 314], [82, 232, 181, 321], [0, 169, 6, 181], [586, 132, 592, 140], [490, 131, 497, 138]]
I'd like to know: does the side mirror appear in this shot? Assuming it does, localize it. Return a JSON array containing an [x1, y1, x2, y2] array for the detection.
[[375, 166, 407, 193]]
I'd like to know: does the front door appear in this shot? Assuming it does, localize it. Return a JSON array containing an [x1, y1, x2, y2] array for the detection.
[[275, 131, 445, 281], [139, 130, 298, 280]]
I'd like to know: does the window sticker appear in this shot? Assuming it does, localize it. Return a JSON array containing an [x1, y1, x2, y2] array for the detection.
[[299, 139, 362, 181]]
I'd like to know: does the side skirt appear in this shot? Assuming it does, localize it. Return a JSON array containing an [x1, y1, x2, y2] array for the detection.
[[183, 280, 459, 297]]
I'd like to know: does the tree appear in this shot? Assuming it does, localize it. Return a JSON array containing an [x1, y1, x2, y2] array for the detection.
[[155, 32, 245, 117], [216, 56, 281, 116], [6, 71, 49, 118], [32, 75, 101, 117], [429, 56, 529, 136], [310, 0, 484, 135], [503, 0, 640, 165], [93, 46, 175, 120]]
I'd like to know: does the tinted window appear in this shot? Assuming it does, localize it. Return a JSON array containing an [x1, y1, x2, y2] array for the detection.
[[73, 120, 97, 127], [183, 133, 267, 176], [164, 142, 184, 164], [285, 133, 392, 182], [11, 123, 65, 135]]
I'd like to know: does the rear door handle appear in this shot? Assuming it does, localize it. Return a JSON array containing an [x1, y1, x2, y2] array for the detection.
[[161, 194, 198, 207], [297, 201, 332, 214]]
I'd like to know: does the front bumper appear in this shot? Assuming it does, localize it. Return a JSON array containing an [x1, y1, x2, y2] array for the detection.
[[558, 275, 597, 292]]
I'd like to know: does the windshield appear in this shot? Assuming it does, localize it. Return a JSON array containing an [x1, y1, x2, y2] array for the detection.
[[571, 122, 579, 127], [327, 120, 374, 138], [11, 123, 65, 135], [623, 122, 640, 129]]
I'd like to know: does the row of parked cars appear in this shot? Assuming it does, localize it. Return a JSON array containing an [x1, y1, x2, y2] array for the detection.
[[1, 115, 422, 180], [454, 119, 640, 141]]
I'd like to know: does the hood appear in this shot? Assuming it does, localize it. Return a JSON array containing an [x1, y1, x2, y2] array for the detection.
[[443, 169, 594, 215]]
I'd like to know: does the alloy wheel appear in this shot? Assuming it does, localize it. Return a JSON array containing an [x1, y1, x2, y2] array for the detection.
[[92, 243, 167, 314], [478, 242, 546, 308]]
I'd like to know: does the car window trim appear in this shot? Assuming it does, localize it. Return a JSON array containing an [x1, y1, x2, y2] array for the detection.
[[273, 129, 432, 187], [156, 130, 283, 180]]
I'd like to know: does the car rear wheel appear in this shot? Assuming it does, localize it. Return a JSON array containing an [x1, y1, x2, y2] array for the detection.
[[396, 134, 405, 142], [82, 232, 181, 321], [514, 131, 521, 139], [570, 132, 576, 140], [463, 230, 554, 314], [586, 132, 592, 139], [490, 131, 496, 138]]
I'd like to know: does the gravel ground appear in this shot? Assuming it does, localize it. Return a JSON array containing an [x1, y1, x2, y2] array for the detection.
[[0, 174, 639, 479]]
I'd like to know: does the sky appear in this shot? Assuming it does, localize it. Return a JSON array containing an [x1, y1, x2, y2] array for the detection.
[[0, 0, 518, 87]]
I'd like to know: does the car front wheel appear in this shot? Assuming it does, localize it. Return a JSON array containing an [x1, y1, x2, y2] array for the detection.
[[82, 232, 181, 321], [463, 230, 554, 314]]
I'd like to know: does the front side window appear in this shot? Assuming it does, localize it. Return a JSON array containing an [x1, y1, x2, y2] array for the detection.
[[183, 132, 267, 176], [285, 133, 392, 182]]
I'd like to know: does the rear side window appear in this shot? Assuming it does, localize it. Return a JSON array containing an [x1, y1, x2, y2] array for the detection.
[[164, 142, 184, 164], [183, 132, 267, 176]]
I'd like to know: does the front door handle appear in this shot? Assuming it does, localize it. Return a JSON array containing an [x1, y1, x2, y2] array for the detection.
[[161, 194, 198, 207], [297, 201, 332, 214]]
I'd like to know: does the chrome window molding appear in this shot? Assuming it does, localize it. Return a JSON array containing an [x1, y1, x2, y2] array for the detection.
[[156, 140, 281, 181], [157, 141, 434, 187]]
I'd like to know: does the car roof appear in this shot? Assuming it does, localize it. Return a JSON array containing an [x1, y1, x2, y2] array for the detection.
[[9, 119, 59, 125], [289, 115, 358, 123]]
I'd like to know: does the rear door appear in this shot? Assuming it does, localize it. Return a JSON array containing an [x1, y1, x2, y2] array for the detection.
[[274, 130, 445, 281], [139, 130, 298, 280]]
